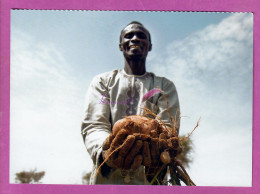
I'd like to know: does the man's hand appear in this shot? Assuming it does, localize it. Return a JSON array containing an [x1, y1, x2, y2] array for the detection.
[[101, 126, 171, 179], [102, 129, 152, 170]]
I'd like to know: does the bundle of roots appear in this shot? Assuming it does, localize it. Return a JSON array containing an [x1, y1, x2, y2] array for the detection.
[[97, 89, 198, 186], [100, 113, 198, 186]]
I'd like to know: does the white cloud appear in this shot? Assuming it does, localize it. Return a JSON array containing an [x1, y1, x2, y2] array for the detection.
[[149, 13, 253, 186], [10, 28, 92, 184]]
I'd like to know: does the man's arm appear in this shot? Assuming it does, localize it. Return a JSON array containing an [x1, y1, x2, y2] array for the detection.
[[156, 78, 180, 135], [81, 75, 111, 167]]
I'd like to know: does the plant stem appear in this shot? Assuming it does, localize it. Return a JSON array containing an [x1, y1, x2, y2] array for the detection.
[[150, 164, 167, 185]]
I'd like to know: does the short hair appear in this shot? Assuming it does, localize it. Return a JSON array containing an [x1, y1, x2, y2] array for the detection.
[[119, 21, 152, 44]]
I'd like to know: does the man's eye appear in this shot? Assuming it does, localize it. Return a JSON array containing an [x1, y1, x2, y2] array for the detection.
[[125, 33, 134, 39], [137, 32, 147, 39]]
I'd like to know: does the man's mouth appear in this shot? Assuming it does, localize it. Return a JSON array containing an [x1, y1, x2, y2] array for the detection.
[[129, 45, 140, 49]]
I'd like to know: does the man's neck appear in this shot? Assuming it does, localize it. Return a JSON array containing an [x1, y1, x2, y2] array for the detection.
[[124, 58, 146, 75]]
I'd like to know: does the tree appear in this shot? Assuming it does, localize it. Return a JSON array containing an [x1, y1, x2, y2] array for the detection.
[[15, 169, 45, 184], [82, 171, 91, 184]]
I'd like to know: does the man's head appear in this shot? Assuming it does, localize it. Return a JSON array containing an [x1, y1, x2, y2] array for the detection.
[[119, 21, 152, 60], [119, 21, 152, 44]]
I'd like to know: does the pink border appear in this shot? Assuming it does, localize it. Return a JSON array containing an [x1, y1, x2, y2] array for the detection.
[[1, 0, 259, 193]]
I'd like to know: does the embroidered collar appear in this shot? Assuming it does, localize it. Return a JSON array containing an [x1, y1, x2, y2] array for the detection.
[[121, 69, 149, 78]]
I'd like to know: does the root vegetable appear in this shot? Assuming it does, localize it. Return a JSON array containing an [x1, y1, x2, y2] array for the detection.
[[160, 151, 171, 164], [142, 141, 152, 166], [112, 115, 160, 135], [131, 154, 143, 170], [103, 134, 115, 150], [110, 129, 128, 149], [150, 130, 158, 138], [159, 133, 166, 140], [123, 140, 143, 169], [118, 135, 135, 156], [159, 138, 168, 150], [113, 155, 124, 168], [168, 137, 179, 150], [150, 138, 160, 165], [132, 133, 149, 141], [113, 135, 136, 168]]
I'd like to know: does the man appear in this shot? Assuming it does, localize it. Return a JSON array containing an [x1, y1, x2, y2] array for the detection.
[[81, 21, 180, 184]]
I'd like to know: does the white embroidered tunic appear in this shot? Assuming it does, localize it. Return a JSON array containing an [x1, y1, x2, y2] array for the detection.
[[81, 69, 180, 184]]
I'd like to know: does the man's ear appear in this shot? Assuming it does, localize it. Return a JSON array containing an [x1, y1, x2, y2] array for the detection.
[[149, 44, 152, 51], [119, 44, 123, 51]]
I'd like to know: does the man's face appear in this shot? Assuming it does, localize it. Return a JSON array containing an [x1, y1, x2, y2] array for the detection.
[[120, 24, 152, 60]]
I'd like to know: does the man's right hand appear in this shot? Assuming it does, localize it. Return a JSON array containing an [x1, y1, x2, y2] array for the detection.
[[102, 129, 150, 170], [101, 127, 170, 176]]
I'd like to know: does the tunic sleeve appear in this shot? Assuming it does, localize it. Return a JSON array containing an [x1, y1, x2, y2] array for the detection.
[[81, 75, 112, 166], [156, 78, 180, 134]]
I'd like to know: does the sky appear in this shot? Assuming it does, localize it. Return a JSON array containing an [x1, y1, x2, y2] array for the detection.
[[10, 10, 253, 186]]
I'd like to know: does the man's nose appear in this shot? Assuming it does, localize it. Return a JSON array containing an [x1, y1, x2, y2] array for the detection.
[[131, 34, 140, 42]]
